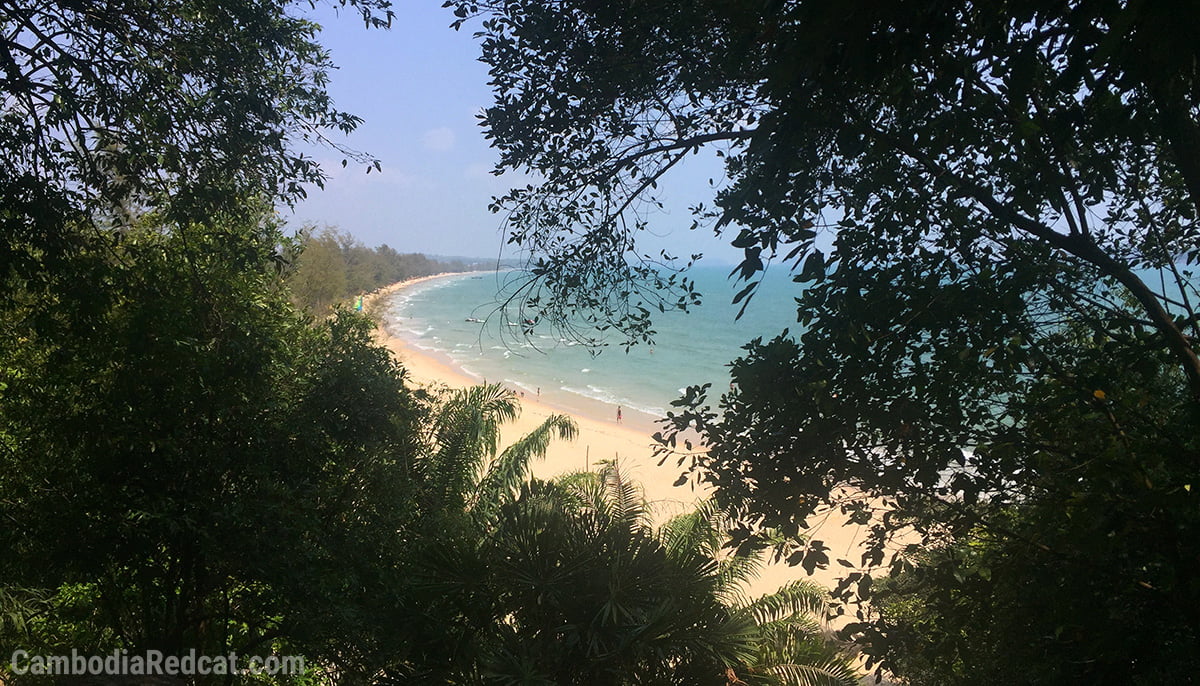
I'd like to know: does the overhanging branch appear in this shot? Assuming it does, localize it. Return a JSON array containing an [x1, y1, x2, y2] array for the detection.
[[877, 127, 1200, 400], [606, 128, 756, 172]]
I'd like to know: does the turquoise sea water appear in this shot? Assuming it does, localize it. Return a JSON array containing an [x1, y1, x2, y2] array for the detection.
[[380, 262, 1200, 429], [380, 265, 803, 424]]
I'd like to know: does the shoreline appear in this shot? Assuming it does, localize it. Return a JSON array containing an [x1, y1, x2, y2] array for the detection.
[[366, 272, 710, 520], [367, 271, 666, 435], [364, 273, 884, 596]]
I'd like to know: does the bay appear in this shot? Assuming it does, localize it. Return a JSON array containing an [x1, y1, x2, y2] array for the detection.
[[381, 264, 804, 421]]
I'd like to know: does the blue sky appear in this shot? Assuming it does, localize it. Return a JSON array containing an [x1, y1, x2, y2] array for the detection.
[[285, 2, 742, 264]]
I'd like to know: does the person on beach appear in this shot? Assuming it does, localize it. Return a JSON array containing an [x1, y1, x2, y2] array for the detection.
[[617, 406, 622, 423]]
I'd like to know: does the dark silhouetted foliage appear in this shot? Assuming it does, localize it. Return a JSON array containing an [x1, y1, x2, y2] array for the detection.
[[449, 0, 1200, 680]]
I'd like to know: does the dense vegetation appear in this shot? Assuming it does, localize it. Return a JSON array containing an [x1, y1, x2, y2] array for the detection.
[[400, 385, 860, 685], [287, 226, 477, 313], [0, 218, 424, 675], [2, 248, 857, 681], [10, 0, 1198, 683], [0, 1, 857, 684], [450, 0, 1200, 682]]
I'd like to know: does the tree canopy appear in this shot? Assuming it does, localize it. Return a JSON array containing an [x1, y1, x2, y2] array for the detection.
[[1, 0, 392, 295], [404, 387, 859, 685], [0, 215, 427, 678], [286, 226, 476, 313], [458, 0, 1199, 380], [452, 0, 1200, 680]]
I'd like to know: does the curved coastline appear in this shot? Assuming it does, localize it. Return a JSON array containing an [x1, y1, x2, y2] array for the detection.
[[366, 273, 702, 512], [365, 273, 879, 597], [370, 271, 666, 435]]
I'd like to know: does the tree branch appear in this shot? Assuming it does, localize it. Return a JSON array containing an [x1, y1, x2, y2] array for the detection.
[[608, 148, 690, 221], [606, 128, 756, 172], [966, 182, 1200, 400], [1149, 80, 1200, 222], [882, 130, 1200, 400]]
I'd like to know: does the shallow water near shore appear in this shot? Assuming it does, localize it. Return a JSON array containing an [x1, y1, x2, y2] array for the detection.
[[381, 265, 804, 424]]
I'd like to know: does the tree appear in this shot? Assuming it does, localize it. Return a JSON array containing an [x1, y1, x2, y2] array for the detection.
[[1, 0, 391, 297], [860, 343, 1200, 684], [286, 225, 475, 314], [449, 0, 1200, 679], [401, 385, 858, 684], [289, 225, 351, 312], [431, 463, 753, 685], [658, 502, 860, 686], [456, 0, 1200, 375], [0, 217, 423, 680]]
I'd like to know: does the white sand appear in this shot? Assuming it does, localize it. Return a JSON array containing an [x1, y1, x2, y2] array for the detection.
[[365, 274, 885, 595]]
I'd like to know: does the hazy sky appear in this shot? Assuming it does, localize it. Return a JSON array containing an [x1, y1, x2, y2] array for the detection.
[[285, 2, 741, 264]]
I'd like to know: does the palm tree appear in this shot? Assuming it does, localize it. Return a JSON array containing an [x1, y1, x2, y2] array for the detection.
[[472, 461, 755, 685], [403, 384, 858, 685], [659, 502, 859, 686], [415, 382, 577, 516]]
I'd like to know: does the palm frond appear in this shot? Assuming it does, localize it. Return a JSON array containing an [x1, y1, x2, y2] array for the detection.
[[442, 384, 519, 458], [597, 459, 649, 533], [659, 500, 725, 559], [472, 413, 578, 511], [653, 503, 861, 686], [422, 383, 521, 506], [740, 580, 831, 626], [765, 659, 860, 686], [547, 470, 610, 517], [714, 553, 765, 604]]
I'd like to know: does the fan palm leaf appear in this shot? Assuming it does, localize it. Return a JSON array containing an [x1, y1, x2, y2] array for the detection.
[[658, 503, 859, 686], [731, 581, 857, 686], [421, 383, 524, 508], [741, 580, 830, 628], [597, 459, 650, 534], [413, 385, 859, 685], [762, 660, 861, 686]]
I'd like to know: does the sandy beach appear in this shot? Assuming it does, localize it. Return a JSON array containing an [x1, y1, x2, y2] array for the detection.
[[365, 273, 881, 595], [366, 274, 708, 518]]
